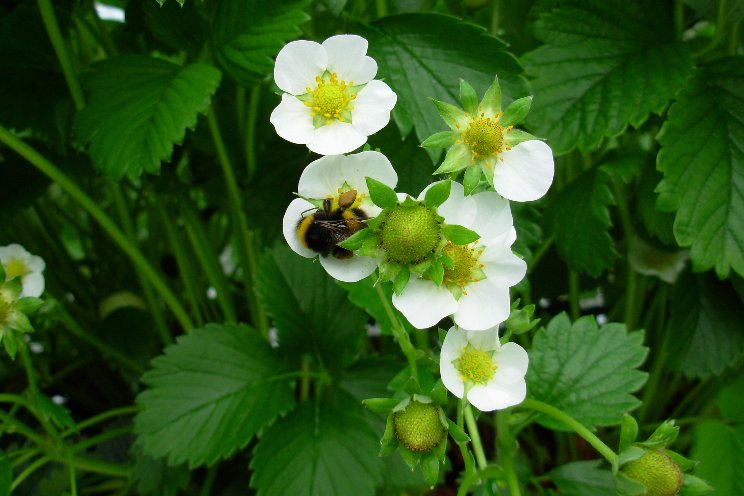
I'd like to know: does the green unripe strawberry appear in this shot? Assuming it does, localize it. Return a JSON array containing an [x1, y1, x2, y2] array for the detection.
[[393, 400, 445, 452], [622, 449, 683, 496]]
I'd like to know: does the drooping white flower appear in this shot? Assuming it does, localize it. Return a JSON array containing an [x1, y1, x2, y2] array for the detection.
[[0, 244, 45, 298], [440, 325, 528, 411], [270, 34, 397, 155], [282, 151, 397, 282], [391, 181, 526, 331]]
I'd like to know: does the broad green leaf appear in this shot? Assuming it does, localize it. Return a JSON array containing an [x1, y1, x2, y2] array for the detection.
[[212, 0, 309, 86], [545, 166, 618, 276], [692, 420, 744, 495], [549, 460, 616, 496], [0, 454, 10, 496], [362, 13, 528, 157], [130, 448, 190, 496], [338, 357, 402, 402], [256, 244, 367, 368], [369, 125, 433, 196], [718, 373, 744, 422], [134, 323, 294, 467], [250, 395, 384, 496], [522, 0, 692, 154], [143, 0, 208, 54], [666, 271, 744, 378], [75, 56, 221, 180], [527, 313, 648, 431], [636, 162, 675, 246], [338, 276, 411, 336], [656, 57, 744, 278]]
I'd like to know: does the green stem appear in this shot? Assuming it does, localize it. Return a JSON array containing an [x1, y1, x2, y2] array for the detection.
[[68, 451, 78, 496], [0, 127, 194, 331], [375, 0, 388, 18], [568, 271, 580, 320], [88, 2, 119, 58], [520, 399, 618, 465], [0, 410, 46, 446], [528, 235, 554, 274], [207, 107, 269, 336], [490, 0, 500, 35], [12, 454, 53, 491], [70, 426, 131, 453], [693, 0, 727, 58], [674, 0, 685, 39], [497, 410, 521, 496], [37, 0, 85, 110], [19, 343, 39, 398], [638, 288, 668, 422], [245, 85, 261, 177], [729, 20, 741, 54], [300, 356, 312, 401], [67, 455, 129, 477], [200, 465, 218, 496], [374, 284, 419, 386], [63, 405, 139, 437], [464, 404, 488, 469]]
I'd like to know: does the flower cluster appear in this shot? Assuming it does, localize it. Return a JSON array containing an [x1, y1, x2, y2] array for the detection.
[[272, 35, 553, 418]]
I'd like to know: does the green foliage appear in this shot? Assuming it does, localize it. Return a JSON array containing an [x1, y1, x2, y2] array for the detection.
[[523, 0, 692, 154], [549, 460, 615, 496], [134, 323, 295, 467], [0, 454, 10, 496], [75, 56, 222, 180], [692, 421, 744, 495], [527, 313, 648, 430], [130, 448, 190, 496], [250, 394, 383, 496], [656, 57, 744, 278]]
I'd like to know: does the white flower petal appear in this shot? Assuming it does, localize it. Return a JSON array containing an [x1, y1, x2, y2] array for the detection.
[[469, 191, 513, 241], [453, 278, 511, 331], [440, 327, 469, 398], [25, 255, 45, 273], [468, 378, 526, 411], [481, 245, 527, 287], [283, 198, 317, 259], [299, 151, 397, 202], [496, 342, 529, 377], [319, 254, 378, 282], [21, 272, 45, 298], [307, 122, 367, 155], [274, 40, 327, 95], [494, 140, 554, 202], [350, 80, 396, 135], [322, 35, 377, 84], [297, 155, 347, 199], [392, 277, 458, 329], [422, 181, 477, 227], [465, 326, 501, 352], [270, 94, 315, 145]]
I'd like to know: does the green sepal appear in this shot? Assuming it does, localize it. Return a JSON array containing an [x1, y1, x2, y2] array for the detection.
[[421, 131, 457, 149], [504, 303, 540, 336], [378, 261, 402, 284], [312, 114, 326, 129], [440, 253, 454, 269], [410, 258, 432, 276], [398, 445, 420, 471], [429, 380, 448, 405], [393, 266, 410, 295], [428, 260, 444, 286], [403, 374, 421, 396], [480, 76, 502, 115], [338, 228, 371, 251], [380, 413, 397, 456], [500, 96, 532, 127], [364, 214, 384, 230], [424, 180, 451, 209], [359, 234, 383, 258], [363, 397, 399, 415], [366, 177, 399, 210], [619, 414, 639, 453], [437, 327, 447, 343], [463, 163, 482, 195], [431, 99, 467, 130], [7, 311, 33, 334], [614, 471, 648, 496], [666, 450, 698, 472], [3, 279, 22, 301], [442, 224, 480, 245], [459, 79, 478, 114], [14, 297, 44, 316], [616, 445, 645, 472], [0, 261, 5, 282], [504, 128, 539, 148], [640, 419, 679, 449], [434, 144, 470, 174], [2, 330, 19, 359], [420, 451, 440, 486], [447, 419, 470, 443], [680, 474, 714, 495], [379, 438, 398, 457], [481, 160, 495, 188], [399, 196, 419, 208]]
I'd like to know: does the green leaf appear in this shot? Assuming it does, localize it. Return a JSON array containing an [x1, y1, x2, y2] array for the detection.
[[256, 244, 367, 368], [131, 447, 190, 496], [527, 313, 648, 431], [692, 420, 744, 495], [250, 395, 383, 496], [212, 0, 309, 86], [656, 57, 744, 278], [549, 461, 616, 496], [424, 180, 451, 209], [366, 177, 399, 210], [545, 166, 618, 276], [522, 0, 692, 154], [75, 56, 222, 180], [362, 13, 528, 158], [666, 271, 744, 378], [369, 125, 434, 197], [134, 323, 294, 467], [338, 277, 411, 336], [636, 162, 675, 245], [35, 393, 76, 431], [718, 373, 744, 422], [442, 224, 480, 245], [143, 0, 208, 55], [500, 96, 532, 127]]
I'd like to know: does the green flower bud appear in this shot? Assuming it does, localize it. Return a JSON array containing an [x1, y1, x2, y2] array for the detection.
[[621, 449, 683, 496]]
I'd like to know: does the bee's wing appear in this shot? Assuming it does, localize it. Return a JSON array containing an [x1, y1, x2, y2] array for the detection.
[[314, 219, 355, 243]]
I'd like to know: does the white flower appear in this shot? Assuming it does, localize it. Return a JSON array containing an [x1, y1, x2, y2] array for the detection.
[[282, 151, 397, 282], [0, 244, 45, 298], [440, 325, 528, 411], [270, 34, 397, 155], [392, 182, 526, 331]]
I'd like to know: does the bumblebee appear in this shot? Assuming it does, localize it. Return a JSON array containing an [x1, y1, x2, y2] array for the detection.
[[297, 189, 368, 259]]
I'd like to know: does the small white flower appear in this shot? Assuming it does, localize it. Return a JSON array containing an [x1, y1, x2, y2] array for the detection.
[[282, 151, 397, 282], [270, 34, 397, 155], [0, 244, 45, 298], [440, 325, 528, 411], [392, 182, 526, 331]]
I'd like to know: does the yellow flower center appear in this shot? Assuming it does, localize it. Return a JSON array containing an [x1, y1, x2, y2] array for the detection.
[[456, 346, 497, 385], [5, 259, 29, 280], [462, 116, 504, 157], [306, 73, 356, 125], [442, 242, 484, 289]]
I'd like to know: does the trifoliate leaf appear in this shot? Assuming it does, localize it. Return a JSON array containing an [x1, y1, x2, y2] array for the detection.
[[527, 313, 648, 431], [692, 420, 744, 495], [75, 56, 221, 180], [134, 323, 294, 467], [549, 460, 616, 496], [212, 0, 309, 86], [256, 244, 367, 369], [250, 395, 383, 496], [131, 447, 190, 496], [656, 57, 744, 278], [522, 0, 692, 154], [362, 13, 528, 158], [545, 165, 618, 276], [666, 271, 744, 378]]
